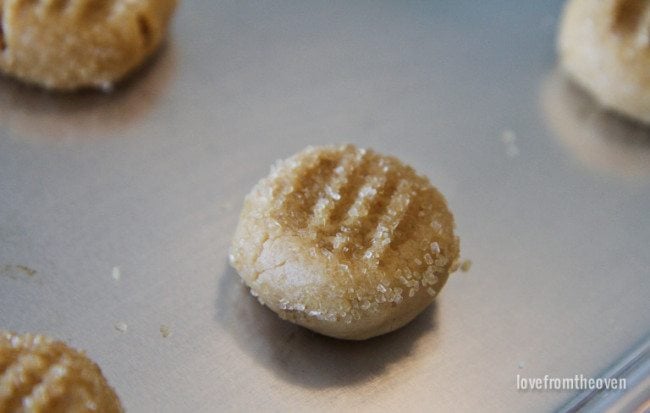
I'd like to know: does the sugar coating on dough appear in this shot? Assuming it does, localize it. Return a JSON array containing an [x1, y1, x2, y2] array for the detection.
[[559, 0, 650, 123], [0, 0, 178, 91], [230, 144, 460, 340], [0, 331, 123, 413]]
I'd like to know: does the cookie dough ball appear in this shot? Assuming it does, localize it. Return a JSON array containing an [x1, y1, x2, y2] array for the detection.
[[558, 0, 650, 123], [0, 0, 178, 91], [0, 331, 122, 412], [230, 145, 460, 340]]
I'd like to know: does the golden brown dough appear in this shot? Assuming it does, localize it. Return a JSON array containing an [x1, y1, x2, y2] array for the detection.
[[558, 0, 650, 123], [230, 145, 460, 340], [0, 331, 122, 413], [0, 0, 178, 91]]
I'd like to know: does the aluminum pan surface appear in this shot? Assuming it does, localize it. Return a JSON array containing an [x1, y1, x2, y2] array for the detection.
[[1, 1, 649, 412]]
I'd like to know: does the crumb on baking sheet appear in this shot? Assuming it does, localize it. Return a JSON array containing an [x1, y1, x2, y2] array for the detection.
[[15, 265, 36, 277], [114, 322, 128, 333], [160, 325, 171, 338], [111, 266, 121, 281], [460, 259, 472, 272], [501, 129, 520, 158], [501, 129, 516, 144], [1, 264, 37, 280]]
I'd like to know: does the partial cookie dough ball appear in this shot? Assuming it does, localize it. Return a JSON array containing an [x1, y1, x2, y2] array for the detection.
[[0, 331, 123, 412], [230, 145, 460, 340], [558, 0, 650, 123], [0, 0, 178, 91]]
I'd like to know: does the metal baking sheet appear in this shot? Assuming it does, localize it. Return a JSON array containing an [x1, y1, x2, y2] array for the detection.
[[1, 1, 648, 411]]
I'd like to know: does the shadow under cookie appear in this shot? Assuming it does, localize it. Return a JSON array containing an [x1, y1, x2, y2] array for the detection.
[[215, 260, 439, 389], [540, 68, 650, 180], [0, 41, 177, 143]]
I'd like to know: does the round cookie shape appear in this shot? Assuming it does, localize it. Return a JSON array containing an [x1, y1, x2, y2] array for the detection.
[[230, 145, 460, 340], [0, 0, 177, 91], [0, 331, 123, 412], [558, 0, 650, 123]]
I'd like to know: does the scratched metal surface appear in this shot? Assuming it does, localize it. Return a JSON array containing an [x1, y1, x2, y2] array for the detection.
[[0, 1, 649, 412]]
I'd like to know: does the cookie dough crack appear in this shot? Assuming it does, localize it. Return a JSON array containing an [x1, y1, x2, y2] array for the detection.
[[255, 258, 288, 282], [250, 232, 274, 283]]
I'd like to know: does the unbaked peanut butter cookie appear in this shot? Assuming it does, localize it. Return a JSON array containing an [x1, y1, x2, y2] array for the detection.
[[230, 145, 460, 340], [0, 0, 177, 90], [559, 0, 650, 123], [0, 331, 122, 412]]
